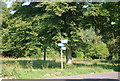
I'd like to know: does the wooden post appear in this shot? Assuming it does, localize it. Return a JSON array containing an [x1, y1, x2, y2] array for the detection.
[[61, 48, 63, 70], [43, 48, 46, 61]]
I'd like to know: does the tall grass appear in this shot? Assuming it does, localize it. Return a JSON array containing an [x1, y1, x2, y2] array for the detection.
[[1, 58, 120, 79]]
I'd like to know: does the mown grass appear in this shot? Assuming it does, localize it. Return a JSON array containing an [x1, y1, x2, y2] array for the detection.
[[1, 57, 120, 79]]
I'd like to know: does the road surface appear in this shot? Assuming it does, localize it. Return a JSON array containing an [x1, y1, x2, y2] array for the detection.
[[48, 72, 120, 79], [1, 72, 120, 81]]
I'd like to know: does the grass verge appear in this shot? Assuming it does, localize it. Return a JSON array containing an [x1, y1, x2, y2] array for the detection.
[[1, 58, 120, 79]]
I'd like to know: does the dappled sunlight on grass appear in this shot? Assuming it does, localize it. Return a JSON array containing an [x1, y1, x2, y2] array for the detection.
[[1, 58, 119, 79]]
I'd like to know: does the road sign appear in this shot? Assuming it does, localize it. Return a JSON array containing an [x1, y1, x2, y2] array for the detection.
[[61, 39, 68, 43], [61, 46, 66, 50], [58, 43, 64, 47], [58, 39, 68, 70]]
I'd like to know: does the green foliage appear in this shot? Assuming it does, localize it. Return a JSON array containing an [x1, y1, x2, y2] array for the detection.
[[83, 3, 109, 16], [90, 42, 109, 59], [74, 51, 84, 59], [30, 54, 43, 59], [47, 47, 60, 61], [2, 2, 119, 61], [75, 27, 109, 59], [107, 36, 120, 59]]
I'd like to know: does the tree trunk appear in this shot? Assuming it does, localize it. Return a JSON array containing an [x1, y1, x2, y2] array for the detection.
[[66, 48, 72, 64], [43, 48, 47, 61]]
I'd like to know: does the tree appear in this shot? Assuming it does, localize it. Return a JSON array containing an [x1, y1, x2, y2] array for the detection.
[[101, 2, 120, 59], [76, 27, 109, 59], [2, 2, 43, 57], [0, 1, 6, 55], [2, 2, 119, 62]]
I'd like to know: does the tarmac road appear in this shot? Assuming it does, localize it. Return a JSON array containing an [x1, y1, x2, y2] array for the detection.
[[1, 72, 120, 81], [48, 72, 120, 80]]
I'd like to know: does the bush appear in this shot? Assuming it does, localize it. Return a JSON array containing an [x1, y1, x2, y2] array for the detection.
[[47, 47, 60, 61], [75, 51, 84, 59], [30, 54, 43, 59]]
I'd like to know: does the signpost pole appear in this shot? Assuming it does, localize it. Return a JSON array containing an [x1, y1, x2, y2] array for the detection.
[[61, 47, 63, 70], [58, 38, 68, 70]]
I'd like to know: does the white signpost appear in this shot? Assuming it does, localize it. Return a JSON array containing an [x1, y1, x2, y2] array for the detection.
[[61, 39, 68, 43], [58, 39, 68, 70], [61, 46, 66, 50], [58, 43, 64, 47]]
